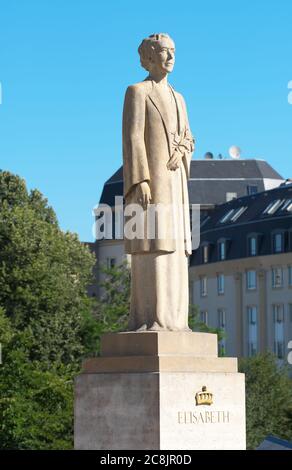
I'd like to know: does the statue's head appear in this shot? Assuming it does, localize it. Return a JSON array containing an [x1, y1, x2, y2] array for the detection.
[[138, 33, 175, 75]]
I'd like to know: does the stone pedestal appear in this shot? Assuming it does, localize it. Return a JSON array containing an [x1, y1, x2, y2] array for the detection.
[[74, 332, 246, 450]]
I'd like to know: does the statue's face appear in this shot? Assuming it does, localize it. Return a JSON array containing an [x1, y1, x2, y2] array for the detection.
[[150, 37, 175, 74]]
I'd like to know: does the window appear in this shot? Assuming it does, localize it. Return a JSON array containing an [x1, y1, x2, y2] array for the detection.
[[200, 311, 208, 325], [218, 309, 226, 355], [218, 241, 226, 261], [217, 274, 225, 295], [218, 308, 226, 328], [263, 199, 284, 215], [247, 185, 258, 195], [218, 341, 226, 356], [247, 306, 258, 356], [248, 236, 257, 256], [273, 304, 285, 359], [273, 303, 284, 323], [107, 257, 116, 269], [200, 216, 210, 228], [200, 276, 207, 297], [246, 270, 257, 290], [289, 304, 292, 322], [289, 231, 292, 251], [220, 206, 247, 223], [230, 206, 247, 222], [280, 199, 292, 212], [289, 266, 292, 286], [273, 233, 284, 253], [226, 192, 237, 202], [272, 267, 283, 288], [220, 209, 235, 224], [202, 245, 209, 264]]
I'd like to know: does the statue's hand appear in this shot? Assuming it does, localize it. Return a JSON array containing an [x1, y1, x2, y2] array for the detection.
[[136, 181, 152, 209], [167, 148, 183, 171]]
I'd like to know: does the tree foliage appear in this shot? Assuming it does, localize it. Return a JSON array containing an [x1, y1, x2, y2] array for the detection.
[[90, 262, 130, 353], [0, 312, 74, 449], [0, 171, 97, 449], [188, 304, 225, 347], [239, 353, 292, 449]]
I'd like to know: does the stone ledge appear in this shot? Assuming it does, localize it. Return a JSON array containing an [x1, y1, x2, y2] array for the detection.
[[101, 331, 218, 357], [82, 355, 238, 374]]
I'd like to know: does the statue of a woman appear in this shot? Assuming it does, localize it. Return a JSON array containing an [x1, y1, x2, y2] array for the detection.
[[122, 33, 195, 331]]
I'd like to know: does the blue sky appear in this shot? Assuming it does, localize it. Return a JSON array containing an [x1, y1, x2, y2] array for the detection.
[[0, 0, 291, 241]]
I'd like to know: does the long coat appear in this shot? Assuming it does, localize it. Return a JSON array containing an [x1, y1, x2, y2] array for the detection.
[[122, 79, 194, 255]]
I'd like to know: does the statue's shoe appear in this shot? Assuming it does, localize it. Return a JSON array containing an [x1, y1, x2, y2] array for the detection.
[[147, 322, 166, 331], [135, 323, 148, 332]]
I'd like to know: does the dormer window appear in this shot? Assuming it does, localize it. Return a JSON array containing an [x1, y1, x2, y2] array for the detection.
[[248, 236, 257, 256], [203, 245, 209, 263], [274, 233, 283, 253], [218, 240, 226, 261], [247, 233, 262, 257], [201, 242, 212, 264], [272, 231, 285, 254]]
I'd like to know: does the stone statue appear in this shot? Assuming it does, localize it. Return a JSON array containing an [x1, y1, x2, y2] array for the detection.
[[122, 33, 194, 331]]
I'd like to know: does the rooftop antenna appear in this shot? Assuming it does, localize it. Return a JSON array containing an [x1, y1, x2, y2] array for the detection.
[[204, 152, 214, 160], [229, 145, 241, 159]]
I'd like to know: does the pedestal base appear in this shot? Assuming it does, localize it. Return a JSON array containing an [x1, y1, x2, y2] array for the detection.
[[74, 332, 246, 450]]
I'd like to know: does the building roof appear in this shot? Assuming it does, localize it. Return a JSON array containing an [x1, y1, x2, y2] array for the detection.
[[257, 435, 292, 450], [99, 159, 284, 207], [191, 182, 292, 265], [200, 182, 292, 232], [189, 159, 282, 180]]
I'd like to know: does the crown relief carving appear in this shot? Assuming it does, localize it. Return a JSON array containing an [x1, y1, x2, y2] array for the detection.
[[195, 386, 213, 406]]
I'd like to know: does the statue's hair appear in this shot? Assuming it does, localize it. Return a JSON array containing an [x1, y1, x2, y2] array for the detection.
[[138, 33, 174, 72]]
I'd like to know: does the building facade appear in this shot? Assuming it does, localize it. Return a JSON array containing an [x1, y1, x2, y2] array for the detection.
[[190, 182, 292, 360]]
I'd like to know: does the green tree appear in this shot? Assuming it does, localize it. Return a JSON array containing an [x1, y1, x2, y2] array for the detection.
[[91, 262, 130, 353], [0, 171, 95, 365], [0, 171, 98, 449], [189, 303, 225, 348], [239, 353, 292, 449], [0, 309, 74, 449]]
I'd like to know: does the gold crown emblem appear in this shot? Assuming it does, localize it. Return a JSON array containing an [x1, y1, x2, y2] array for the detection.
[[195, 386, 213, 406]]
